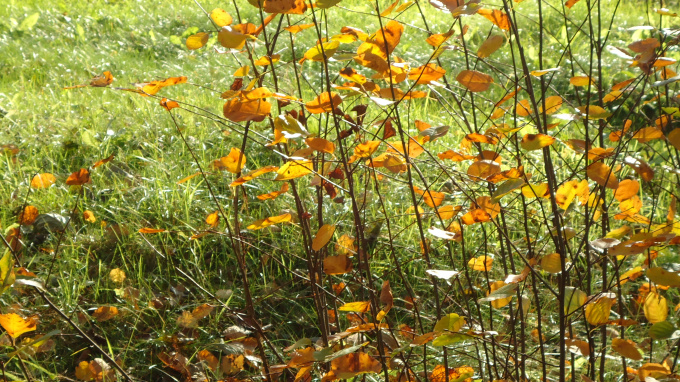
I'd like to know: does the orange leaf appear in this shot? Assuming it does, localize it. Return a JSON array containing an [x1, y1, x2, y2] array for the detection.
[[305, 92, 342, 114], [213, 148, 247, 174], [31, 173, 56, 189], [305, 137, 335, 154], [587, 162, 619, 189], [18, 205, 38, 225], [477, 9, 511, 30], [138, 228, 166, 234], [160, 98, 180, 111], [65, 168, 91, 186], [92, 306, 118, 322], [312, 224, 336, 251], [247, 213, 292, 230], [456, 70, 494, 92]]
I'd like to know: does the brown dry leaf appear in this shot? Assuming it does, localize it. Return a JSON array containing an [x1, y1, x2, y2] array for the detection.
[[66, 168, 90, 186], [221, 354, 245, 375], [18, 205, 38, 225], [92, 306, 118, 322], [586, 162, 619, 189], [456, 70, 493, 92], [312, 224, 336, 251], [31, 173, 56, 189], [324, 255, 353, 275], [158, 351, 190, 375], [198, 349, 219, 371]]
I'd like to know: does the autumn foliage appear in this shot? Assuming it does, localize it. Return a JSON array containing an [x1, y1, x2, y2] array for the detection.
[[3, 0, 680, 381]]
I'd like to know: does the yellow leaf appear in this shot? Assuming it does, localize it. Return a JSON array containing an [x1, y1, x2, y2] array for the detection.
[[186, 32, 209, 50], [646, 267, 680, 287], [520, 133, 555, 151], [338, 301, 371, 313], [31, 173, 56, 189], [312, 224, 336, 251], [210, 8, 233, 27], [585, 296, 614, 326], [109, 268, 126, 284], [540, 253, 562, 273], [467, 256, 493, 271], [570, 76, 594, 86], [354, 141, 381, 158], [275, 160, 313, 180], [302, 40, 340, 63], [83, 210, 96, 223], [0, 314, 36, 338], [233, 65, 250, 77], [644, 292, 668, 323], [218, 27, 248, 50]]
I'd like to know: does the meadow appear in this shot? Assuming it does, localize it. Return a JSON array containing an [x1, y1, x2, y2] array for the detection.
[[1, 0, 679, 381]]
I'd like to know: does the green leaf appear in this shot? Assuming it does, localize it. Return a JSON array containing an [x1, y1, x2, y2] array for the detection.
[[315, 0, 343, 8], [0, 249, 15, 294], [491, 178, 526, 203], [649, 321, 676, 340], [18, 13, 40, 32], [432, 333, 465, 346]]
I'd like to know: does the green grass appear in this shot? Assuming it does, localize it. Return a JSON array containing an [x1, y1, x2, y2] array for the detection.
[[1, 0, 679, 380]]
